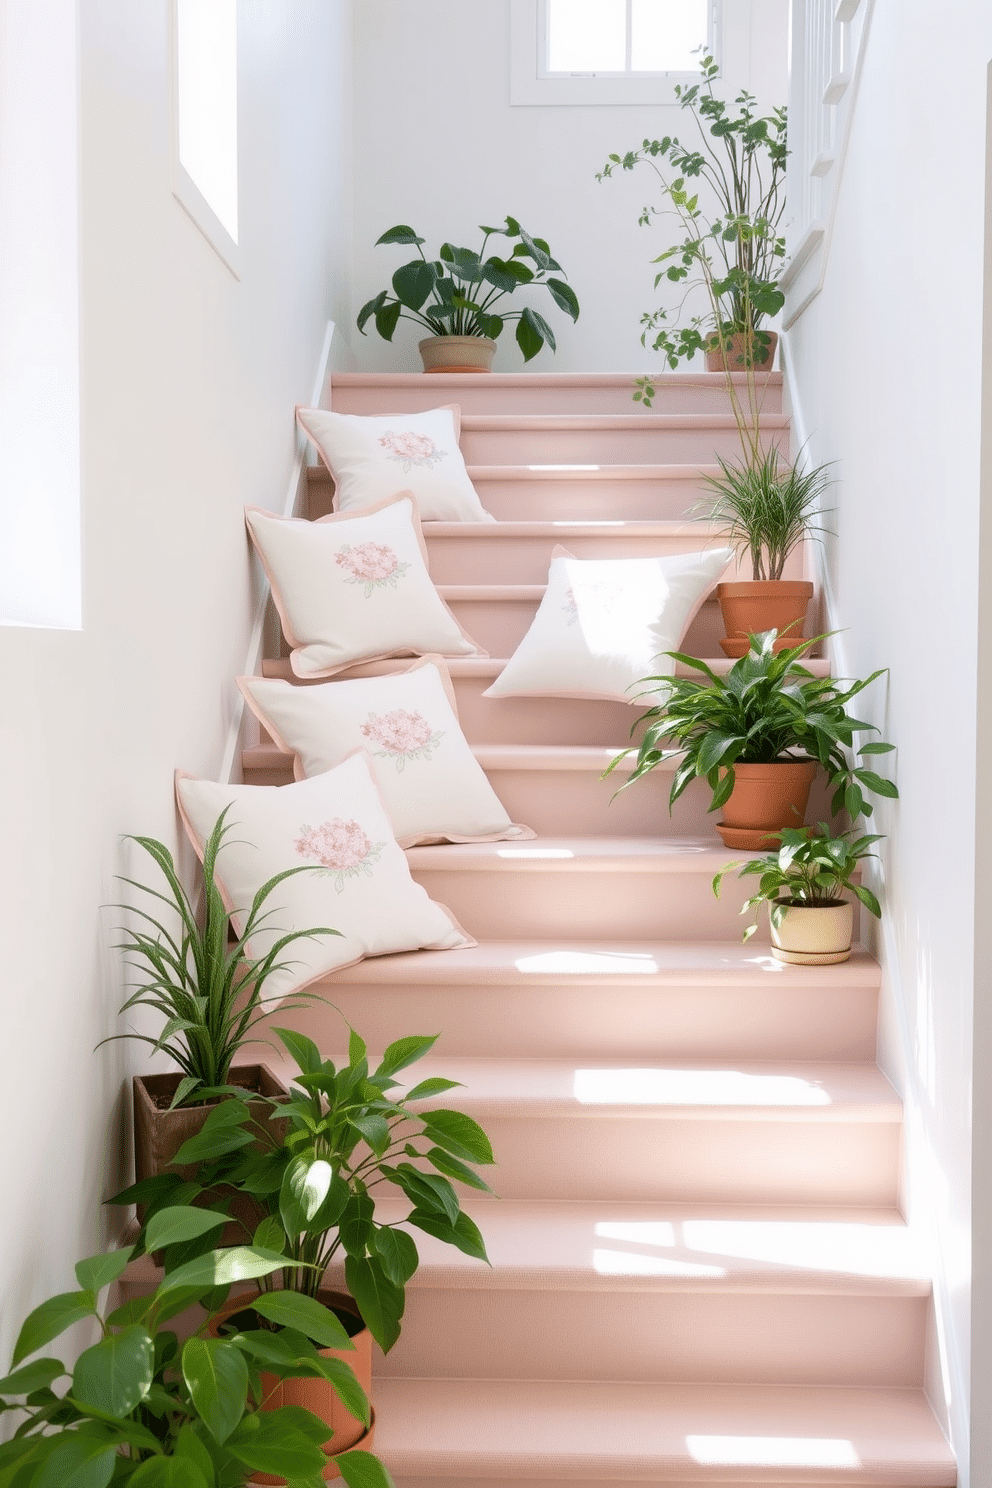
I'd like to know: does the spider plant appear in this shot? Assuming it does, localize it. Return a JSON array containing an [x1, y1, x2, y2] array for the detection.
[[104, 807, 339, 1108], [697, 448, 833, 581]]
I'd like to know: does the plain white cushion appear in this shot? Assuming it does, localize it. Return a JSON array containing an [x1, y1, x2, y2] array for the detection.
[[296, 404, 494, 523], [245, 494, 484, 679], [176, 754, 472, 1002], [239, 658, 534, 847], [484, 545, 734, 702]]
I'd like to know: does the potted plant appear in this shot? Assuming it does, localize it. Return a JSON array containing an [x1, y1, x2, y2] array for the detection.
[[694, 448, 833, 654], [605, 630, 898, 848], [107, 807, 339, 1205], [356, 217, 580, 371], [0, 1204, 392, 1487], [111, 1023, 494, 1472], [597, 52, 786, 448], [713, 823, 884, 964]]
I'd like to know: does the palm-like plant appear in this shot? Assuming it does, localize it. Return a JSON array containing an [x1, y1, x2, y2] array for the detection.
[[697, 448, 833, 581], [106, 807, 338, 1108]]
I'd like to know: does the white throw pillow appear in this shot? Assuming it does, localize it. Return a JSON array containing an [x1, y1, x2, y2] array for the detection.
[[296, 404, 494, 523], [245, 494, 485, 679], [239, 658, 534, 847], [176, 754, 472, 1002], [484, 545, 734, 703]]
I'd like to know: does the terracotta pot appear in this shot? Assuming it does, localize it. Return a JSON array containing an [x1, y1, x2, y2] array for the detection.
[[419, 335, 496, 373], [211, 1288, 373, 1484], [716, 760, 817, 850], [704, 329, 778, 372], [133, 1065, 289, 1242], [717, 581, 814, 657], [771, 901, 854, 965]]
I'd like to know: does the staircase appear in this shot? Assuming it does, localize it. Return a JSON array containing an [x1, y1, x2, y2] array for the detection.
[[244, 371, 955, 1487]]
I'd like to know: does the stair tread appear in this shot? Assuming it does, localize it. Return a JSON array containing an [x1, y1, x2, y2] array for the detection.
[[459, 413, 789, 431], [326, 1197, 927, 1297], [260, 656, 831, 681], [404, 836, 793, 870], [267, 1052, 899, 1123], [331, 371, 783, 389], [310, 939, 881, 988], [243, 742, 643, 772], [422, 518, 726, 536], [372, 1377, 954, 1484], [309, 462, 724, 483]]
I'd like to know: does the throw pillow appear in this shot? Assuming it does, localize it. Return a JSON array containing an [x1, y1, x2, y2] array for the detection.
[[239, 657, 534, 847], [245, 493, 485, 679]]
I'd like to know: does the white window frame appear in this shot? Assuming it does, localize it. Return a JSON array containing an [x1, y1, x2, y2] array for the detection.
[[510, 0, 722, 106], [169, 0, 241, 279]]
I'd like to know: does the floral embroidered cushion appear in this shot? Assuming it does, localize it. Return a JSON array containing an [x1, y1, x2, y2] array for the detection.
[[238, 657, 534, 847], [176, 752, 473, 1001], [245, 493, 485, 679], [296, 404, 494, 523], [484, 545, 735, 702]]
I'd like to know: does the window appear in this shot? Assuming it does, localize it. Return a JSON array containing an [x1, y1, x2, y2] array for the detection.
[[171, 0, 240, 275], [511, 0, 720, 106]]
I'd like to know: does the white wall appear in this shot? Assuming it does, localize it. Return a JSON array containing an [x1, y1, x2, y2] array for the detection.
[[0, 0, 352, 1373], [783, 4, 992, 1481], [349, 0, 788, 373]]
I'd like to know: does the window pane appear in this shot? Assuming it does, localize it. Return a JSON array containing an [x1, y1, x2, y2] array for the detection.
[[547, 0, 626, 72], [631, 0, 708, 71], [177, 0, 238, 241]]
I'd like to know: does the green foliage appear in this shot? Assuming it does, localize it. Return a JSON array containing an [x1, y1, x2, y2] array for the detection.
[[713, 822, 884, 940], [695, 447, 833, 581], [0, 1209, 394, 1488], [606, 629, 899, 822], [111, 1026, 494, 1356], [104, 808, 340, 1106], [598, 53, 786, 449], [356, 216, 579, 362]]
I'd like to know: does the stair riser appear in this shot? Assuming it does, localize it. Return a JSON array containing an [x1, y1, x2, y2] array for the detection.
[[446, 596, 728, 657], [472, 474, 710, 523], [423, 533, 803, 585], [457, 424, 788, 466], [372, 1289, 926, 1388], [447, 681, 660, 747], [329, 377, 784, 417], [447, 1117, 901, 1204], [409, 865, 862, 943], [264, 981, 881, 1062]]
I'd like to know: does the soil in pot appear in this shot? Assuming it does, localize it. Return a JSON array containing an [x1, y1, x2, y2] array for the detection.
[[717, 581, 814, 657], [419, 335, 496, 373], [717, 760, 817, 850], [771, 900, 854, 965], [704, 329, 778, 373], [133, 1064, 289, 1241], [212, 1288, 374, 1483]]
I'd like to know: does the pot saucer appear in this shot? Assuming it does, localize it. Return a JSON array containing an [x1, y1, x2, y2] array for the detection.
[[716, 823, 784, 850]]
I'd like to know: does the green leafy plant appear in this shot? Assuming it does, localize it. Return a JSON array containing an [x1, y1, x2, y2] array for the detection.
[[696, 447, 833, 581], [105, 808, 339, 1109], [597, 53, 786, 444], [713, 822, 883, 940], [0, 1206, 392, 1488], [112, 1025, 494, 1355], [606, 629, 899, 821], [357, 217, 580, 362]]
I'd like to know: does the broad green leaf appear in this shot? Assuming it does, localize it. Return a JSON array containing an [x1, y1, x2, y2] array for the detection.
[[407, 1207, 490, 1263], [337, 1449, 397, 1488], [394, 1165, 459, 1225], [281, 1156, 342, 1240], [252, 1291, 354, 1351], [252, 1216, 286, 1254], [71, 1326, 154, 1419], [391, 261, 435, 311], [424, 1145, 494, 1193], [12, 1291, 96, 1367], [0, 1358, 65, 1395], [74, 1250, 133, 1298], [373, 300, 402, 341], [339, 1193, 374, 1256], [172, 1124, 254, 1166], [157, 1246, 296, 1295], [226, 1413, 328, 1477], [182, 1336, 248, 1445], [349, 1114, 390, 1156], [32, 1430, 118, 1488], [145, 1207, 227, 1254], [344, 1255, 403, 1354], [421, 1110, 495, 1165], [375, 1035, 437, 1077], [374, 225, 424, 247], [545, 277, 580, 321], [515, 311, 543, 362], [229, 1327, 317, 1370], [856, 768, 899, 799], [274, 1027, 323, 1076], [402, 1077, 461, 1102], [128, 1458, 208, 1488], [370, 1226, 419, 1286], [311, 1356, 370, 1427]]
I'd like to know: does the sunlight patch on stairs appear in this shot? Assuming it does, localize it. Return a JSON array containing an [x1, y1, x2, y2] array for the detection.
[[573, 1067, 832, 1106]]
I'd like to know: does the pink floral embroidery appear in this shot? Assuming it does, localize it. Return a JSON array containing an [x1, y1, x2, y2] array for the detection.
[[334, 541, 410, 598], [562, 587, 579, 626], [378, 429, 447, 472], [360, 708, 445, 773], [294, 818, 384, 893]]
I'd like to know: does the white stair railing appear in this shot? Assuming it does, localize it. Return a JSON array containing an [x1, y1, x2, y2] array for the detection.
[[780, 0, 874, 326]]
